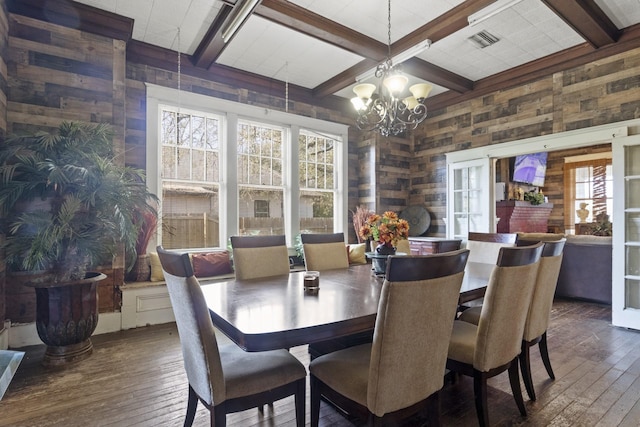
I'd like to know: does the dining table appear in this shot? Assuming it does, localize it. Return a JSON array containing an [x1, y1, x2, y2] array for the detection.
[[201, 261, 494, 352]]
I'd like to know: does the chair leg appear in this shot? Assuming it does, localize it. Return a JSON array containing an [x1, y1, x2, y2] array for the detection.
[[310, 375, 322, 427], [508, 358, 527, 417], [426, 391, 442, 427], [473, 371, 490, 427], [294, 378, 306, 427], [519, 340, 536, 401], [184, 385, 198, 427], [212, 404, 226, 427], [539, 331, 555, 380]]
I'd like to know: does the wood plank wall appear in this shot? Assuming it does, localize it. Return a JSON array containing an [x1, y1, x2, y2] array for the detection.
[[3, 6, 640, 322], [412, 47, 640, 236], [4, 12, 127, 319], [0, 0, 8, 330]]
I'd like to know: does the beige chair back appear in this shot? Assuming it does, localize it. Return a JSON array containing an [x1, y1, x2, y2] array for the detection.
[[473, 243, 543, 372], [394, 239, 411, 255], [156, 246, 224, 406], [523, 239, 566, 341], [466, 232, 517, 265], [301, 232, 349, 271], [367, 249, 470, 416], [231, 235, 290, 280]]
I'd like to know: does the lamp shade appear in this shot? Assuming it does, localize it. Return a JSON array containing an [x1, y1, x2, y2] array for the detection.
[[383, 74, 408, 95], [403, 96, 418, 110], [409, 83, 433, 100], [352, 83, 376, 99]]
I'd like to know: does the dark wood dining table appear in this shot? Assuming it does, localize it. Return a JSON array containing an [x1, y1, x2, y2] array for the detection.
[[201, 261, 493, 352]]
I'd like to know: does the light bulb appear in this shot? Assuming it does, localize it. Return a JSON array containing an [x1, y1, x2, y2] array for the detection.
[[383, 74, 408, 95]]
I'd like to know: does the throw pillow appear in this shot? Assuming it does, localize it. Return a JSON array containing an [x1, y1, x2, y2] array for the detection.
[[348, 243, 367, 264], [149, 252, 165, 282], [191, 251, 234, 277]]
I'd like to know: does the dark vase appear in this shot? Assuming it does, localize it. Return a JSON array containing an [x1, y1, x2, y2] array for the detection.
[[375, 243, 396, 255], [372, 243, 396, 275]]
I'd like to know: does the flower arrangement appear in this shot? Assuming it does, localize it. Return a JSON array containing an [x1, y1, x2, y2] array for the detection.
[[359, 211, 410, 248], [350, 205, 373, 243]]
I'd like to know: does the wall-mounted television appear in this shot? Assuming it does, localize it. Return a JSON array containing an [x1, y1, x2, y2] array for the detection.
[[511, 152, 548, 187]]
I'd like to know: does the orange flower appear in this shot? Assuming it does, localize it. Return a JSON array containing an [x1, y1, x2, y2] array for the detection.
[[358, 210, 410, 248]]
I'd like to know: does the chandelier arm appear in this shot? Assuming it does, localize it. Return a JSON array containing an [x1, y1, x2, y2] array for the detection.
[[352, 0, 430, 136]]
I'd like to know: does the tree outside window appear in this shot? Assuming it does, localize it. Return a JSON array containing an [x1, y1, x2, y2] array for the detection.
[[299, 131, 336, 234], [160, 108, 221, 249]]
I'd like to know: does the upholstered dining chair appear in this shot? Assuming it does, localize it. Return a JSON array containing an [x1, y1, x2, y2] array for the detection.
[[466, 231, 517, 265], [300, 232, 349, 271], [394, 238, 411, 255], [459, 238, 566, 401], [446, 243, 543, 427], [309, 249, 470, 427], [156, 246, 306, 427], [302, 232, 371, 359], [230, 235, 290, 280]]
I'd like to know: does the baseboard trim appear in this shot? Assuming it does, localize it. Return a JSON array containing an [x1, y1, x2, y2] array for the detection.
[[7, 284, 178, 348]]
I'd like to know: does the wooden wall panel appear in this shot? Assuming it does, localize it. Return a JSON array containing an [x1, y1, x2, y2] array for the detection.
[[4, 12, 126, 316], [411, 46, 640, 236], [0, 0, 8, 330]]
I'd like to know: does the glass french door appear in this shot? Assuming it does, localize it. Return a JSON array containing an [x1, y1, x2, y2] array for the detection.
[[447, 158, 492, 239], [612, 135, 640, 330]]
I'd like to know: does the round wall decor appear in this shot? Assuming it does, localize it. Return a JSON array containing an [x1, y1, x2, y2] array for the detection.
[[399, 205, 430, 236]]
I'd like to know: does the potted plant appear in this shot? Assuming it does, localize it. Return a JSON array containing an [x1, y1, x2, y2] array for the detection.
[[0, 121, 157, 366]]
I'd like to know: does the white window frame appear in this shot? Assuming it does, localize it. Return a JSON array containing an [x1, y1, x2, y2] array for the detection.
[[145, 83, 349, 248]]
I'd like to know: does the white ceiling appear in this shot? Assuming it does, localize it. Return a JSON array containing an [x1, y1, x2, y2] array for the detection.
[[73, 0, 640, 102]]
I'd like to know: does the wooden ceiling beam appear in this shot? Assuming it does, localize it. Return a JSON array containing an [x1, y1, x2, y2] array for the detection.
[[191, 4, 233, 69], [256, 0, 387, 61], [313, 0, 495, 98], [542, 0, 620, 48], [6, 0, 133, 42], [126, 40, 352, 115], [427, 23, 640, 111]]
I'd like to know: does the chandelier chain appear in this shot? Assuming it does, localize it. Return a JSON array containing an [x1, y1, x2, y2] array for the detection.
[[176, 28, 181, 113], [387, 0, 392, 59], [350, 0, 432, 136]]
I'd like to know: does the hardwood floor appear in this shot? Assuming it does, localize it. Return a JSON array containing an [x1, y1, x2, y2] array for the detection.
[[2, 299, 640, 426]]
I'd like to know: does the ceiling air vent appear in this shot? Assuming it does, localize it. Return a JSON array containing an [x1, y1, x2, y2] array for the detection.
[[468, 31, 500, 49]]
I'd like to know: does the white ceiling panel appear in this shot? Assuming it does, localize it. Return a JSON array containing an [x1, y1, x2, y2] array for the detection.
[[217, 15, 365, 88], [594, 0, 640, 29], [67, 0, 640, 103], [420, 0, 585, 81], [288, 0, 466, 43]]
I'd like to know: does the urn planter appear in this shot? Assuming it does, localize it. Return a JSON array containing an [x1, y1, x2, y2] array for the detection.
[[21, 272, 106, 367]]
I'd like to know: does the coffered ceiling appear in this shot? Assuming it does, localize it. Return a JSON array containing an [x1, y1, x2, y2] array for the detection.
[[11, 0, 640, 112]]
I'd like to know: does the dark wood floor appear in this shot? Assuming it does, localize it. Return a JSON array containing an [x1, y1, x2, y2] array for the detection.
[[2, 299, 640, 426]]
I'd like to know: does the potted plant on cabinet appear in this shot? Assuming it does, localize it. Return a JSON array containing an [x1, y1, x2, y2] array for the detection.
[[0, 121, 157, 366]]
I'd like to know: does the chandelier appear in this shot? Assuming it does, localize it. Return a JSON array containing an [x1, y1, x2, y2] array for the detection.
[[351, 0, 433, 137]]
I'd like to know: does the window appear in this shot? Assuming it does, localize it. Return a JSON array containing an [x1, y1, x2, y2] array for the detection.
[[254, 200, 270, 218], [299, 131, 336, 234], [147, 84, 348, 249], [238, 121, 285, 235], [160, 108, 221, 249], [564, 156, 612, 233]]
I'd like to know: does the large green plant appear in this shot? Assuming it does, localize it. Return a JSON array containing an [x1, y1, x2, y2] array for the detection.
[[0, 121, 157, 283]]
